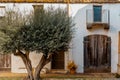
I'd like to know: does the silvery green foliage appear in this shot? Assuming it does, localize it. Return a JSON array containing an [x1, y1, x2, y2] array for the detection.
[[3, 7, 74, 55], [0, 8, 31, 53]]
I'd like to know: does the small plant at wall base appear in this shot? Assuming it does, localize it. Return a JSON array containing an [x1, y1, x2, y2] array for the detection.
[[67, 61, 77, 74], [115, 73, 120, 78]]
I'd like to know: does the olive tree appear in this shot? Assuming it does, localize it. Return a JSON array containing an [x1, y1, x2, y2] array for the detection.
[[1, 7, 74, 80]]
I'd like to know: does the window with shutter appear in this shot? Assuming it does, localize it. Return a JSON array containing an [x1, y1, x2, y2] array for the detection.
[[93, 5, 102, 22]]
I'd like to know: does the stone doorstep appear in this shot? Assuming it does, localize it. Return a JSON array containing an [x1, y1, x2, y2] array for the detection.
[[41, 73, 115, 78], [0, 68, 11, 71], [50, 69, 68, 74], [38, 72, 114, 78]]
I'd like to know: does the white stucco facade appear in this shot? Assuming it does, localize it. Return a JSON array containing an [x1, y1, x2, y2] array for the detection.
[[1, 3, 120, 73], [70, 4, 120, 73]]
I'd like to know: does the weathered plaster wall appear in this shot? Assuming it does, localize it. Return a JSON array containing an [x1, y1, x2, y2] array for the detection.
[[70, 4, 120, 73]]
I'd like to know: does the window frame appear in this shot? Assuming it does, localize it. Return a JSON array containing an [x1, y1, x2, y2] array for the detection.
[[93, 5, 102, 22]]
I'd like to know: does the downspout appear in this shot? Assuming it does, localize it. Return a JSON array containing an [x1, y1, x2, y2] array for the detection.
[[67, 0, 73, 61], [67, 0, 69, 16]]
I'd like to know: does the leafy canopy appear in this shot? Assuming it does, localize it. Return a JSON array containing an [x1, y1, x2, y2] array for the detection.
[[2, 7, 74, 55], [0, 8, 30, 53]]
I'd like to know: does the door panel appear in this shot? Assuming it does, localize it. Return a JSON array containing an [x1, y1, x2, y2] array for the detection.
[[0, 54, 11, 71], [84, 35, 111, 73], [52, 51, 64, 69]]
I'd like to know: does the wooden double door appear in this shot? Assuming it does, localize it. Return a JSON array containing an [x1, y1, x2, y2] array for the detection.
[[0, 54, 11, 71], [84, 35, 111, 73]]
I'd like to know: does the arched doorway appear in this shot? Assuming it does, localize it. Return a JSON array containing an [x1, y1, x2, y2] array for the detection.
[[84, 34, 111, 73]]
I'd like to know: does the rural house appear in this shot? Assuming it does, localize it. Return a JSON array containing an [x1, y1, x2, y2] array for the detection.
[[0, 0, 120, 74]]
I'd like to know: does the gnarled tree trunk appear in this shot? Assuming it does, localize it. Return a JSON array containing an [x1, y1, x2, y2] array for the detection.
[[14, 50, 34, 80], [34, 54, 52, 80], [14, 50, 52, 80]]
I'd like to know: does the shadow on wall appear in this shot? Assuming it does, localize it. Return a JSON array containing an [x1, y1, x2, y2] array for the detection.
[[73, 4, 90, 22]]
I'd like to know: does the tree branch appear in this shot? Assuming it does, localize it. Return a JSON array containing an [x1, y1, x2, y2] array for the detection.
[[25, 50, 30, 59], [13, 49, 24, 56], [44, 53, 53, 65], [15, 50, 33, 80]]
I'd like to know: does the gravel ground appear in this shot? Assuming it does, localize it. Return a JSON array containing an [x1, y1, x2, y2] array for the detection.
[[0, 72, 116, 80], [42, 78, 120, 80]]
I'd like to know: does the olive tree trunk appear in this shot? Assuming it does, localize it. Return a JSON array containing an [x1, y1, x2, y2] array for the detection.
[[34, 54, 52, 80], [14, 50, 52, 80], [14, 50, 34, 80]]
